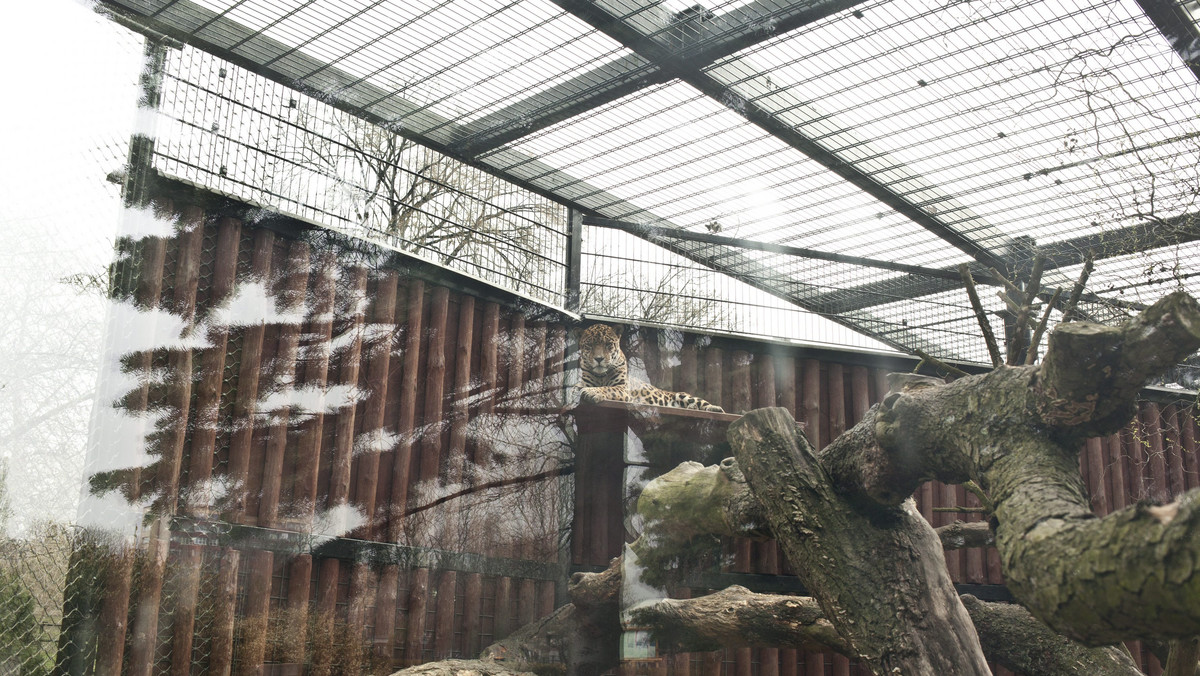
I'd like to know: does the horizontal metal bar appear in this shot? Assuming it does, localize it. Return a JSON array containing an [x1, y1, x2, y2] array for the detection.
[[456, 0, 871, 155], [547, 0, 1008, 272], [584, 215, 973, 281], [812, 212, 1200, 314]]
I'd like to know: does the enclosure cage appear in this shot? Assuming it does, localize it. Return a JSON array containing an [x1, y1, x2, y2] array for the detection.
[[3, 0, 1200, 673]]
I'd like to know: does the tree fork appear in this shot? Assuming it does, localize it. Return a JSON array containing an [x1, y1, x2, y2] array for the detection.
[[728, 408, 992, 674], [855, 291, 1200, 644]]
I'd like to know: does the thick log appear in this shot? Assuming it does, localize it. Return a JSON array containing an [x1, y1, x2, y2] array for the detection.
[[258, 240, 311, 527], [291, 253, 336, 523], [959, 595, 1141, 676], [626, 587, 1141, 676], [185, 217, 240, 516], [728, 408, 990, 674], [387, 279, 425, 541], [167, 545, 203, 676], [851, 292, 1200, 643], [391, 659, 536, 676], [1038, 292, 1200, 437], [227, 229, 275, 520], [329, 266, 369, 508], [627, 586, 846, 655], [209, 548, 240, 676], [356, 270, 399, 530]]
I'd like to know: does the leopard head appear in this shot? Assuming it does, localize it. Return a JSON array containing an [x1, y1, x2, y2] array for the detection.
[[579, 324, 626, 386]]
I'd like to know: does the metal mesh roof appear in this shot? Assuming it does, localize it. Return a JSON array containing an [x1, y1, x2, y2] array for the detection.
[[100, 0, 1200, 372]]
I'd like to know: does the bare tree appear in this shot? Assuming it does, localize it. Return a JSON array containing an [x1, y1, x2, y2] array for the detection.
[[276, 108, 562, 297]]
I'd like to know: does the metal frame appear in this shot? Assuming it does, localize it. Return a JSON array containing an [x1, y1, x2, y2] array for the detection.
[[96, 0, 1200, 360]]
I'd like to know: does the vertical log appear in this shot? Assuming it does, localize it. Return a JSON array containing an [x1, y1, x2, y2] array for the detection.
[[1165, 406, 1187, 498], [703, 347, 725, 413], [90, 224, 171, 674], [1107, 434, 1129, 510], [310, 558, 340, 676], [329, 267, 370, 510], [228, 229, 276, 520], [356, 270, 399, 531], [1122, 425, 1147, 501], [462, 572, 485, 658], [849, 366, 870, 425], [963, 485, 985, 584], [283, 554, 313, 665], [419, 287, 451, 486], [805, 651, 824, 676], [519, 324, 549, 627], [826, 363, 846, 446], [1141, 402, 1169, 501], [233, 550, 274, 676], [544, 325, 569, 615], [388, 279, 426, 541], [403, 568, 430, 666], [465, 302, 499, 650], [168, 545, 203, 676], [496, 313, 525, 638], [208, 548, 240, 676], [127, 522, 170, 676], [777, 356, 797, 418], [1085, 437, 1109, 515], [162, 207, 205, 514], [127, 230, 169, 502], [374, 565, 401, 669], [291, 253, 337, 524], [940, 482, 963, 581], [801, 360, 821, 450], [1182, 408, 1198, 490], [779, 648, 796, 676], [344, 562, 375, 675], [679, 337, 698, 394], [434, 569, 459, 659], [406, 287, 449, 658], [259, 240, 311, 527], [92, 547, 136, 676], [186, 217, 241, 515]]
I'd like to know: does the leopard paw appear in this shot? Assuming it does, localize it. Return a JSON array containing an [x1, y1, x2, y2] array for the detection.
[[580, 387, 604, 404], [703, 403, 725, 413]]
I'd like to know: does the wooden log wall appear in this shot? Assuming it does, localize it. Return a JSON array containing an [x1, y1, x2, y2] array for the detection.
[[63, 193, 1195, 676], [65, 199, 570, 676]]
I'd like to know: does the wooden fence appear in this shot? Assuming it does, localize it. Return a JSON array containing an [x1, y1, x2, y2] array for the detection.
[[57, 192, 1197, 676]]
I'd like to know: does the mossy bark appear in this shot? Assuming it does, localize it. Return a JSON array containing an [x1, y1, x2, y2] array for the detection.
[[627, 584, 1142, 676], [728, 408, 991, 674], [848, 291, 1200, 644]]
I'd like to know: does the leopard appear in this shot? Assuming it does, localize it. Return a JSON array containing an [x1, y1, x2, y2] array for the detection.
[[577, 323, 725, 412]]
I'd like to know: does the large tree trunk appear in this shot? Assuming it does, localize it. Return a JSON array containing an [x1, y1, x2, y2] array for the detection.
[[727, 408, 991, 674], [827, 291, 1200, 644]]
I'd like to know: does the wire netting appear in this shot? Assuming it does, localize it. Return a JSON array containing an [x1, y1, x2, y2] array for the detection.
[[151, 45, 571, 309]]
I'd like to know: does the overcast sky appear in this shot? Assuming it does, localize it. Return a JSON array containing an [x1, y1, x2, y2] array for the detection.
[[0, 0, 144, 533]]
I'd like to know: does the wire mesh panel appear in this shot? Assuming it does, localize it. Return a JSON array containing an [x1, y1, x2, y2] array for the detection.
[[581, 225, 901, 350], [151, 45, 572, 308]]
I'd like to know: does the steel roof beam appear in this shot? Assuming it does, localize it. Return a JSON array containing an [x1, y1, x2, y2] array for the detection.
[[1134, 0, 1200, 84], [811, 214, 1200, 314], [583, 216, 979, 282], [454, 0, 872, 156], [545, 0, 1009, 272]]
